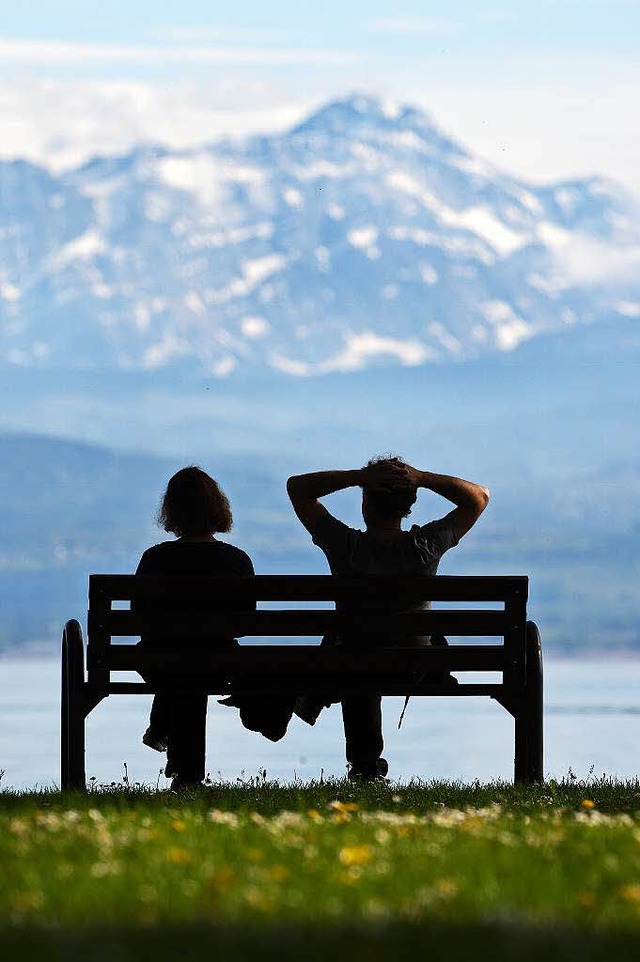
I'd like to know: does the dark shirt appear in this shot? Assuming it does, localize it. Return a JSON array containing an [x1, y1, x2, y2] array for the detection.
[[135, 539, 255, 649], [136, 539, 254, 579], [311, 513, 459, 647]]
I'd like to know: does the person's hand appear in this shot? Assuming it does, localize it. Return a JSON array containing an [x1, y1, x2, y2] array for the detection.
[[394, 461, 422, 488], [361, 459, 416, 492]]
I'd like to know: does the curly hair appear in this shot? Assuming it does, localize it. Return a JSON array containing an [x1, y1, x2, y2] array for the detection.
[[157, 466, 232, 536], [362, 454, 417, 520]]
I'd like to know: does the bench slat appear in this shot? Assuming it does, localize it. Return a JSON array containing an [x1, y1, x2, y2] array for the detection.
[[105, 643, 506, 673], [89, 573, 528, 603], [97, 609, 508, 638], [103, 680, 505, 697]]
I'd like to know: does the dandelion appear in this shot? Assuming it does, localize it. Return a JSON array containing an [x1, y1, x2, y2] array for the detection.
[[435, 878, 458, 897], [339, 844, 373, 867], [581, 799, 596, 810], [620, 884, 640, 902], [171, 819, 187, 832], [204, 866, 236, 894], [166, 847, 191, 864], [329, 800, 359, 813]]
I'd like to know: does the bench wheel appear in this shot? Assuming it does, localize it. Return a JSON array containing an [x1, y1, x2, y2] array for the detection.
[[61, 620, 87, 790]]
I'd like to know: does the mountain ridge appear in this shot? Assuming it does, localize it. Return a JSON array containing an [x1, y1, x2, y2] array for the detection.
[[1, 93, 639, 376]]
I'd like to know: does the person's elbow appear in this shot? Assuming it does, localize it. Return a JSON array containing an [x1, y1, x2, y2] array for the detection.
[[476, 485, 490, 512], [286, 475, 301, 501]]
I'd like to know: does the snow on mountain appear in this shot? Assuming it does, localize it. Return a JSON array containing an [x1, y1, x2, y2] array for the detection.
[[1, 93, 639, 376]]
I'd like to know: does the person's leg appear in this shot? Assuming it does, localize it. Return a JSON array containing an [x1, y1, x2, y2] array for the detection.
[[165, 689, 208, 784], [142, 692, 170, 752], [149, 692, 170, 733], [341, 693, 385, 777]]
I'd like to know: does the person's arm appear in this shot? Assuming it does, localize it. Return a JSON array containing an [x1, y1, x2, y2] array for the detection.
[[286, 469, 363, 535], [400, 465, 490, 540], [287, 461, 408, 534]]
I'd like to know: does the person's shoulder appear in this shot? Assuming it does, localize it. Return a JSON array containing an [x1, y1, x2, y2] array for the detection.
[[311, 512, 356, 547], [138, 540, 175, 560], [146, 540, 176, 550], [410, 517, 460, 554], [215, 540, 255, 570], [136, 540, 177, 572], [217, 540, 253, 560]]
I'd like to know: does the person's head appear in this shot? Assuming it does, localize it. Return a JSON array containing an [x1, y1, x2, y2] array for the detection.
[[158, 466, 232, 538], [361, 455, 417, 527]]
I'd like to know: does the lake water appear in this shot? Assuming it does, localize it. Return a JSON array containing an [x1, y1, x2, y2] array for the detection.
[[1, 657, 639, 790]]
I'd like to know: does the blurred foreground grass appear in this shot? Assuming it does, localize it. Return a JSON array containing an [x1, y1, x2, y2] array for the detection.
[[3, 778, 640, 959]]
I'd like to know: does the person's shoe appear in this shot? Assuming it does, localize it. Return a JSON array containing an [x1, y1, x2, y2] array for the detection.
[[348, 757, 389, 782], [169, 776, 204, 792], [142, 728, 168, 753]]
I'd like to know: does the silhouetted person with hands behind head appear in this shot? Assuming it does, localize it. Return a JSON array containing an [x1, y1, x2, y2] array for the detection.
[[287, 456, 489, 781], [136, 466, 254, 790]]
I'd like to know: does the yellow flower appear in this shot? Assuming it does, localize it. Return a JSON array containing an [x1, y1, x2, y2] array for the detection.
[[166, 847, 190, 864], [435, 878, 458, 897], [339, 844, 373, 866], [329, 800, 359, 813], [580, 800, 596, 810], [171, 819, 187, 832], [620, 885, 640, 902], [204, 865, 236, 894]]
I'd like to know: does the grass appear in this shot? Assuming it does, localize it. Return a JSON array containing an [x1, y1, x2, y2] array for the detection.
[[3, 777, 640, 959]]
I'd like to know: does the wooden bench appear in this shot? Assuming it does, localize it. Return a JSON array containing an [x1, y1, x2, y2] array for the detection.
[[61, 573, 543, 789]]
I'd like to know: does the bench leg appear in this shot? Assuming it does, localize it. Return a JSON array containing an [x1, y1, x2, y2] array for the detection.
[[61, 620, 87, 791], [514, 621, 544, 784]]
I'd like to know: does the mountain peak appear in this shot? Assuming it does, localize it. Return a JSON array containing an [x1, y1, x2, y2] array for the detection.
[[291, 93, 436, 137]]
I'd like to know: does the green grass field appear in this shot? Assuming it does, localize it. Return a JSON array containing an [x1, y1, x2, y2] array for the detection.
[[3, 778, 640, 960]]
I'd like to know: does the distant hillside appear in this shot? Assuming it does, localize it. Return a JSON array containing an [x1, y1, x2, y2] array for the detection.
[[1, 395, 638, 654]]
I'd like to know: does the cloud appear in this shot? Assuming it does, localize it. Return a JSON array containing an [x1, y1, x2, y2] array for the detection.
[[538, 224, 640, 287], [0, 79, 312, 171], [0, 36, 359, 67], [408, 77, 640, 198], [151, 27, 283, 45], [369, 17, 458, 35]]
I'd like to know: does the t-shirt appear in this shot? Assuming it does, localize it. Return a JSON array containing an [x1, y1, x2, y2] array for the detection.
[[136, 540, 254, 580], [135, 539, 255, 648], [311, 512, 459, 647]]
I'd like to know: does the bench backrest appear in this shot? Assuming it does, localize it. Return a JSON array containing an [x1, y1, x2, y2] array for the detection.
[[86, 574, 528, 691]]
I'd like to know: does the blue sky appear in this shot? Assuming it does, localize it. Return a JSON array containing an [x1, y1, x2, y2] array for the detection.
[[3, 0, 640, 52], [3, 0, 639, 78], [1, 1, 639, 191]]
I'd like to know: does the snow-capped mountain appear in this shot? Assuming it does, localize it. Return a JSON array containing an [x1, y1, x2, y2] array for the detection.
[[1, 93, 639, 376]]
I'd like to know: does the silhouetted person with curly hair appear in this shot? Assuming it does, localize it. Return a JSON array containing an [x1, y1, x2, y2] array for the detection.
[[136, 466, 254, 789], [287, 456, 489, 781]]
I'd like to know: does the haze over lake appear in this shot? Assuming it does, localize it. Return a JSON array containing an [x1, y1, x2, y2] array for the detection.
[[2, 657, 639, 791]]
